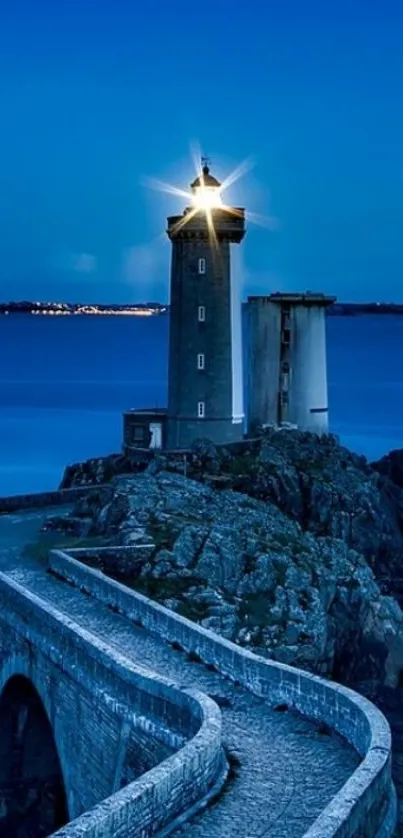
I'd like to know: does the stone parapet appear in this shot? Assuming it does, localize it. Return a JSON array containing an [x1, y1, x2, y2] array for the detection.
[[0, 486, 107, 514], [49, 548, 397, 838], [0, 570, 223, 838]]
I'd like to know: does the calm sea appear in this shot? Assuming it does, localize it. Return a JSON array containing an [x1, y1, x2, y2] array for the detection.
[[0, 314, 401, 495]]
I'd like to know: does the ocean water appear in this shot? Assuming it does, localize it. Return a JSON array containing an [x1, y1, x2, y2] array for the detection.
[[0, 313, 402, 495]]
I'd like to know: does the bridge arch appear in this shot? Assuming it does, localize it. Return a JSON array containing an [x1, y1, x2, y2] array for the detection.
[[0, 657, 69, 837]]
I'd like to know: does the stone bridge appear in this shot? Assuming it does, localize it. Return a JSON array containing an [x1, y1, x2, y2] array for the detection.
[[0, 490, 397, 838]]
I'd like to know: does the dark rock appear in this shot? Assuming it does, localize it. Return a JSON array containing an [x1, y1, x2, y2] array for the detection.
[[40, 515, 93, 538], [85, 546, 153, 580], [202, 474, 234, 491], [71, 486, 114, 518], [190, 438, 221, 472], [218, 428, 403, 585], [317, 721, 332, 736], [372, 449, 403, 490], [59, 452, 149, 489], [208, 694, 232, 708]]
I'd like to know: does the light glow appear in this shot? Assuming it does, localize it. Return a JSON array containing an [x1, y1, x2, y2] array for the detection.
[[192, 184, 223, 209], [143, 146, 277, 242]]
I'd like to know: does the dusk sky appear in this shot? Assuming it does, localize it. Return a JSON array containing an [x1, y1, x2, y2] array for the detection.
[[1, 0, 402, 303]]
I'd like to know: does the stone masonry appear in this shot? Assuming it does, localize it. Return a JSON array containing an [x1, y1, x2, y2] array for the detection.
[[0, 500, 396, 838]]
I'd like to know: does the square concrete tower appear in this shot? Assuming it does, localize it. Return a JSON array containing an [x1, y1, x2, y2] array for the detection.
[[247, 292, 336, 435], [166, 164, 246, 449]]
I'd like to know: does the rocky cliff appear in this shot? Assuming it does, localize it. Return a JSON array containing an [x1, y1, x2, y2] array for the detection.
[[56, 429, 403, 828], [58, 429, 403, 693]]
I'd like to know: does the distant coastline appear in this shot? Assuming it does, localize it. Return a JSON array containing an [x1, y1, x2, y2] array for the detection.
[[327, 302, 403, 316], [0, 301, 402, 316], [0, 302, 168, 317]]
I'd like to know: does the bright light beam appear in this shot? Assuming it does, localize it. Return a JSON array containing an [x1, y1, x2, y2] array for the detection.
[[221, 155, 256, 191], [142, 145, 278, 239], [205, 207, 218, 249], [246, 210, 279, 231], [169, 206, 199, 237], [142, 176, 191, 202]]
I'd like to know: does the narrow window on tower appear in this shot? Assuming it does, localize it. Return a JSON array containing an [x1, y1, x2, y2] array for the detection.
[[198, 257, 206, 275], [198, 305, 206, 322], [198, 401, 205, 418], [197, 353, 205, 370]]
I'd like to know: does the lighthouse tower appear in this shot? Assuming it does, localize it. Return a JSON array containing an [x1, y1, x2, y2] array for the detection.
[[166, 162, 246, 449]]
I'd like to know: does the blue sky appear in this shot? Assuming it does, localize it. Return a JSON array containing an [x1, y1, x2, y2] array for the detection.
[[1, 0, 402, 303]]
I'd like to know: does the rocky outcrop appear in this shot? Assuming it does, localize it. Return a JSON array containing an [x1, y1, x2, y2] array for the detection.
[[372, 449, 403, 491], [60, 431, 403, 585], [65, 466, 403, 692], [56, 429, 403, 691], [59, 453, 150, 488], [193, 431, 403, 577]]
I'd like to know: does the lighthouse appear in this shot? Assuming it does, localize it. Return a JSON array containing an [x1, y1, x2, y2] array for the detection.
[[165, 162, 246, 449], [122, 166, 336, 454], [122, 159, 338, 454]]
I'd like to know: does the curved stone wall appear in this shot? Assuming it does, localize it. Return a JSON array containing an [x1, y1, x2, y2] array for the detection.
[[0, 572, 223, 838], [49, 547, 396, 838]]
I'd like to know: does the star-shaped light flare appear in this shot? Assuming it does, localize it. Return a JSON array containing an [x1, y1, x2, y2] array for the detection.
[[143, 144, 278, 247]]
